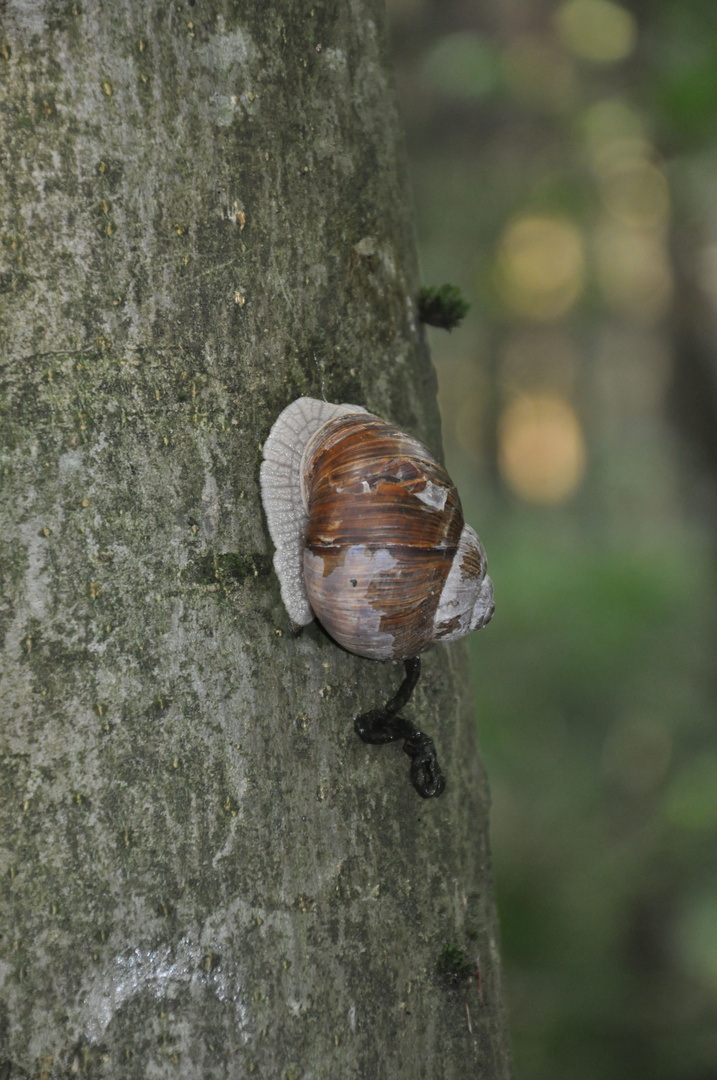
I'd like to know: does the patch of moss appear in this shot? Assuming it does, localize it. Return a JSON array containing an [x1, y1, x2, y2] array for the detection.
[[417, 284, 470, 331], [437, 943, 473, 983]]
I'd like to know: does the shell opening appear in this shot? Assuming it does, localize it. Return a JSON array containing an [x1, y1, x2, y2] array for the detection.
[[433, 524, 494, 644]]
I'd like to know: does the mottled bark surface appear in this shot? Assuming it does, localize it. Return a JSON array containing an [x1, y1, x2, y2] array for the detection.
[[0, 1, 511, 1076]]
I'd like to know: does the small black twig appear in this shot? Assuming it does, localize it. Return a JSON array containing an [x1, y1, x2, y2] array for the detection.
[[354, 657, 446, 798], [417, 284, 470, 331]]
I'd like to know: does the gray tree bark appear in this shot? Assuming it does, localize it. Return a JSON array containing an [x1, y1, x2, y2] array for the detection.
[[0, 1, 511, 1077]]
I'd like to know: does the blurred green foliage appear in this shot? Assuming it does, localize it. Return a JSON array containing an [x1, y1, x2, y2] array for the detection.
[[647, 2, 717, 146], [471, 518, 716, 1080], [423, 32, 499, 100], [389, 0, 717, 1077]]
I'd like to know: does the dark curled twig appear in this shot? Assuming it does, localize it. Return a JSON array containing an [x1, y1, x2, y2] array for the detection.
[[354, 657, 446, 798]]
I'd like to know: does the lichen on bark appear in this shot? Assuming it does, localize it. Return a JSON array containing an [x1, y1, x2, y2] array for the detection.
[[0, 1, 512, 1076]]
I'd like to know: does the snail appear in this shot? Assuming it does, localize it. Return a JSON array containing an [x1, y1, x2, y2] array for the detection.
[[260, 397, 494, 798]]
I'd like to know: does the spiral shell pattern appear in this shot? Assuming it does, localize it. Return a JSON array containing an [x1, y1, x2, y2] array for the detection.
[[260, 398, 493, 661]]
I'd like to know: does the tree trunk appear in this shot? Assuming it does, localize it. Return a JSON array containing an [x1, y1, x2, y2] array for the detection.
[[0, 2, 511, 1076]]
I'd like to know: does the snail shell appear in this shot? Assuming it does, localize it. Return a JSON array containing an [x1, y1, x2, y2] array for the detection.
[[260, 397, 494, 661]]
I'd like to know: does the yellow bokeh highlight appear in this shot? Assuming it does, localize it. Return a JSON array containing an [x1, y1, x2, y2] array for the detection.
[[498, 393, 586, 505], [581, 99, 649, 171], [583, 98, 644, 144], [595, 224, 673, 322], [555, 0, 637, 64], [599, 158, 670, 229], [581, 96, 672, 321], [497, 216, 585, 321]]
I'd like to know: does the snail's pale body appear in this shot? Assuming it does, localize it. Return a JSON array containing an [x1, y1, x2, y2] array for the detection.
[[260, 397, 494, 661]]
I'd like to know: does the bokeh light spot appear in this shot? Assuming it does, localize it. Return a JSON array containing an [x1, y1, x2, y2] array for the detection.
[[583, 98, 645, 145], [581, 98, 649, 172], [595, 224, 673, 322], [497, 216, 585, 321], [424, 32, 498, 100], [599, 159, 670, 229], [498, 393, 586, 504], [555, 0, 637, 64]]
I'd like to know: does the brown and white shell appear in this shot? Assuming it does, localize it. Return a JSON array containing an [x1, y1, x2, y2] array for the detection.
[[260, 397, 494, 661]]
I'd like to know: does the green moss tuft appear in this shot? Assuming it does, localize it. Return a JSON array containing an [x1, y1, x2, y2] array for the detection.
[[417, 284, 470, 331], [437, 943, 473, 983]]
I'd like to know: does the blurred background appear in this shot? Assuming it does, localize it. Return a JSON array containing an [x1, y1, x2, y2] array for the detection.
[[387, 1, 717, 1077]]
